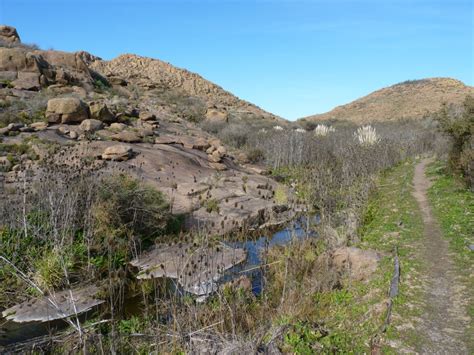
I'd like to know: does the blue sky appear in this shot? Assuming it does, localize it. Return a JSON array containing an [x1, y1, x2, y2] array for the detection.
[[1, 0, 472, 120]]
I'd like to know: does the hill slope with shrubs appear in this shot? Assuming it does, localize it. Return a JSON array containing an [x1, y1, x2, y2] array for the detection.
[[301, 78, 474, 124]]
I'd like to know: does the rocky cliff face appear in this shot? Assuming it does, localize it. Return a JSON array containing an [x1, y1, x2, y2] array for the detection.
[[302, 78, 474, 124]]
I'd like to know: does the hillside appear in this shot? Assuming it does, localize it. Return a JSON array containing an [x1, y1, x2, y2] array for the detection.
[[301, 78, 474, 124], [90, 54, 280, 122], [0, 24, 290, 237]]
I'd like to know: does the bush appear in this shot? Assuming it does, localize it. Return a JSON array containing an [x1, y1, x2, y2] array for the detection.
[[435, 95, 474, 188], [96, 174, 170, 241], [245, 147, 265, 163]]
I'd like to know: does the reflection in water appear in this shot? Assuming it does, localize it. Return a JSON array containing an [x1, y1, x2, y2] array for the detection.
[[225, 216, 318, 294]]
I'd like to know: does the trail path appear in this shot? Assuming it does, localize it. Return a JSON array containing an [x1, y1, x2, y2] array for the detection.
[[411, 159, 469, 354]]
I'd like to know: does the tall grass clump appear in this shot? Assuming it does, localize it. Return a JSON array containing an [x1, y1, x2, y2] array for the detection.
[[354, 125, 379, 145]]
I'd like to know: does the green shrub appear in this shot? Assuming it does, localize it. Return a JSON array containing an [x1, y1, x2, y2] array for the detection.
[[33, 249, 73, 290], [95, 174, 170, 243], [435, 95, 474, 188], [204, 198, 220, 213]]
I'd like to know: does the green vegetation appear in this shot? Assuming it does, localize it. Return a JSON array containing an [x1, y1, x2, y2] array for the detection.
[[358, 161, 426, 351], [0, 170, 171, 309], [435, 95, 474, 188], [204, 198, 220, 213]]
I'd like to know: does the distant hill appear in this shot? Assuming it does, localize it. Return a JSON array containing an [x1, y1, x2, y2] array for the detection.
[[301, 78, 474, 124]]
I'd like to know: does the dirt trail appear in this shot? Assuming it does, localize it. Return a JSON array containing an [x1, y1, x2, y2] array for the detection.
[[411, 159, 469, 354]]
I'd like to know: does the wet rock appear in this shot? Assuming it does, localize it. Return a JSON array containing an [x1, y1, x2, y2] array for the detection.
[[2, 285, 104, 323], [102, 145, 133, 161], [46, 97, 90, 124], [130, 243, 246, 296]]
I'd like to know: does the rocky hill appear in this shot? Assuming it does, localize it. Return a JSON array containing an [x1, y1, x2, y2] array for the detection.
[[301, 78, 474, 124], [0, 25, 292, 235], [90, 54, 279, 122]]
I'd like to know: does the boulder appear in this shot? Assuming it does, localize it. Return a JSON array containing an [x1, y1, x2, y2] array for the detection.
[[216, 145, 227, 155], [0, 156, 12, 171], [89, 101, 115, 123], [7, 122, 24, 131], [79, 118, 103, 132], [0, 25, 21, 43], [12, 71, 41, 90], [209, 162, 227, 171], [30, 121, 48, 131], [57, 125, 70, 135], [139, 111, 156, 121], [110, 122, 127, 131], [205, 108, 228, 122], [331, 247, 381, 281], [69, 130, 78, 139], [38, 50, 91, 83], [138, 128, 154, 137], [0, 126, 10, 135], [102, 145, 133, 161], [111, 131, 142, 143], [107, 76, 127, 86], [0, 47, 43, 73], [209, 150, 222, 163], [46, 97, 89, 124], [155, 136, 178, 145], [19, 126, 34, 132], [0, 70, 17, 81]]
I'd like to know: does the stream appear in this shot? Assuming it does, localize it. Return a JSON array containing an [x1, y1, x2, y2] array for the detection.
[[0, 215, 318, 348]]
